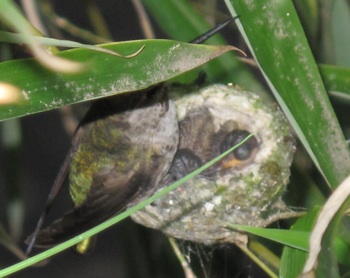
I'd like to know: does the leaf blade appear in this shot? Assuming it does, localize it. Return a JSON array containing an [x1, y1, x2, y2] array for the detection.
[[0, 40, 236, 121]]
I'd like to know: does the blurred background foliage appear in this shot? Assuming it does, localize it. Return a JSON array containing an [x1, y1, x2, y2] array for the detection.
[[0, 0, 349, 277]]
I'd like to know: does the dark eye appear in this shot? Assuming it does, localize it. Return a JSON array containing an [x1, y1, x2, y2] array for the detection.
[[169, 148, 203, 179], [220, 129, 258, 161]]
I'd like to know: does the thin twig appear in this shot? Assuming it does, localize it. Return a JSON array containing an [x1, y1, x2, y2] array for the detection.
[[237, 243, 278, 278], [131, 0, 155, 39], [86, 0, 112, 40], [168, 237, 197, 278], [21, 0, 48, 35], [302, 175, 350, 275]]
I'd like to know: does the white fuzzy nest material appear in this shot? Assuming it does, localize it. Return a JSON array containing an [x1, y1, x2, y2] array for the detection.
[[131, 84, 297, 245]]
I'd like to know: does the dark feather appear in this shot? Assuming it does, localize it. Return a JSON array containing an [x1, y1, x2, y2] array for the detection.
[[32, 169, 150, 247]]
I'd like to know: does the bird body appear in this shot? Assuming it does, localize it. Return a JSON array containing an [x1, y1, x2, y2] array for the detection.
[[33, 87, 179, 247]]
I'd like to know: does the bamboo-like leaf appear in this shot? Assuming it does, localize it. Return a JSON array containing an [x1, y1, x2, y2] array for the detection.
[[141, 0, 264, 92], [0, 40, 237, 121], [227, 224, 309, 251], [224, 0, 350, 189], [280, 208, 318, 278], [320, 64, 350, 96], [224, 1, 350, 277]]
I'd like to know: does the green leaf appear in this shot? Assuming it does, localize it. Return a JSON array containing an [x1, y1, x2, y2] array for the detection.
[[280, 208, 318, 278], [293, 0, 319, 51], [224, 0, 350, 189], [224, 1, 350, 276], [142, 0, 264, 92], [228, 209, 350, 277], [0, 40, 235, 121], [320, 64, 350, 98], [227, 224, 309, 251], [331, 0, 350, 67], [279, 207, 350, 277]]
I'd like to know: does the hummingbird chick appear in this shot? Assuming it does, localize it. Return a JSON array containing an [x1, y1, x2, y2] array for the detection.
[[32, 86, 179, 247], [132, 84, 297, 245]]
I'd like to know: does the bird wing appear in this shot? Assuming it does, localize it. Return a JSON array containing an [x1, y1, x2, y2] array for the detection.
[[32, 168, 149, 247]]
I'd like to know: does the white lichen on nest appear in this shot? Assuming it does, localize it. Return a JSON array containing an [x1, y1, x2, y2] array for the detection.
[[131, 84, 297, 245]]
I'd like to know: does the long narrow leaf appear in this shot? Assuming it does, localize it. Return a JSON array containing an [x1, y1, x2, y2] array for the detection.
[[224, 0, 350, 188], [0, 40, 236, 121], [227, 224, 309, 251], [142, 0, 264, 91], [224, 2, 350, 277]]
